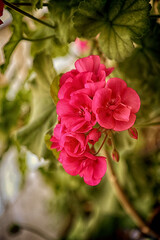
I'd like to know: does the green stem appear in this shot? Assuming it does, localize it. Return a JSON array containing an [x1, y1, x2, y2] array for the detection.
[[22, 34, 55, 42], [93, 38, 106, 64], [101, 146, 160, 239], [3, 0, 55, 29], [7, 3, 49, 7], [94, 133, 108, 155]]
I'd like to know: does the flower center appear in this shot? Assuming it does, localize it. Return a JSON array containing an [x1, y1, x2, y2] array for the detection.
[[107, 95, 121, 110]]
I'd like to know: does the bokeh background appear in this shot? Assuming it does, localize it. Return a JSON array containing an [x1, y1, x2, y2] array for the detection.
[[0, 1, 160, 239]]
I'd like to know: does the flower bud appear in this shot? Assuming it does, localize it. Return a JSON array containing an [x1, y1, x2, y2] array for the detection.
[[112, 149, 119, 162], [128, 127, 138, 140], [88, 128, 101, 145]]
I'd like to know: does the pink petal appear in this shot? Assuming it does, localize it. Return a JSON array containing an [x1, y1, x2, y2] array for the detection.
[[84, 109, 91, 121], [83, 174, 101, 186], [113, 113, 136, 131], [92, 88, 112, 114], [75, 55, 100, 73], [88, 128, 101, 144], [56, 99, 74, 116], [93, 157, 107, 179], [106, 78, 127, 97], [113, 103, 131, 122], [60, 151, 83, 176], [60, 70, 78, 87], [121, 87, 141, 113], [96, 108, 115, 129]]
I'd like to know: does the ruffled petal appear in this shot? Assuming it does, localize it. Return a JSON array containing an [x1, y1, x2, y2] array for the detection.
[[93, 157, 107, 179], [75, 55, 100, 73], [60, 150, 83, 176], [121, 87, 141, 113], [106, 78, 127, 97], [96, 108, 115, 129], [113, 113, 136, 131], [113, 103, 131, 122], [92, 88, 112, 113]]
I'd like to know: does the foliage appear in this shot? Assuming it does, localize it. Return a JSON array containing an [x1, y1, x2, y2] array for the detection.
[[16, 52, 57, 159], [73, 0, 150, 61]]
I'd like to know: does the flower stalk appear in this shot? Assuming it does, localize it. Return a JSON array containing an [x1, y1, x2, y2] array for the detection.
[[94, 133, 108, 155], [3, 0, 55, 29], [22, 35, 55, 42], [101, 146, 160, 239]]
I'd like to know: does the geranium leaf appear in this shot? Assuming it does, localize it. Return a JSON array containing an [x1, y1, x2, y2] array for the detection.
[[1, 12, 23, 72], [50, 74, 61, 105], [45, 133, 60, 160], [16, 53, 57, 159], [73, 0, 150, 61], [48, 1, 81, 43]]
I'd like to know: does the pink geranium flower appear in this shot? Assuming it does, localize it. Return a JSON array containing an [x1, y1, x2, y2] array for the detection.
[[57, 93, 96, 133], [75, 55, 114, 82], [75, 38, 90, 54], [51, 55, 140, 186], [0, 0, 4, 25], [59, 55, 114, 100], [88, 128, 101, 145], [50, 123, 66, 151], [92, 78, 140, 131], [61, 132, 88, 157], [59, 150, 107, 186]]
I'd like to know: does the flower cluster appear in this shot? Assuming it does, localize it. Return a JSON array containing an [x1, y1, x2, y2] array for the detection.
[[0, 0, 4, 25], [51, 55, 140, 186]]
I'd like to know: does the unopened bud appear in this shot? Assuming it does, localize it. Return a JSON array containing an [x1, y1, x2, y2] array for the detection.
[[112, 149, 119, 162], [128, 127, 138, 140], [88, 128, 101, 145]]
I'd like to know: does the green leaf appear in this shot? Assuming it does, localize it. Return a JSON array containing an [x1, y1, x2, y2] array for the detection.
[[50, 74, 61, 105], [45, 133, 60, 160], [16, 53, 57, 159], [33, 0, 43, 9], [30, 28, 69, 58], [48, 1, 80, 43], [73, 0, 150, 61], [0, 12, 23, 72]]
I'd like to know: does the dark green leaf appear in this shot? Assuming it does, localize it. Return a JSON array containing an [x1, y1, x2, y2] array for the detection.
[[119, 20, 160, 92], [73, 0, 150, 61], [33, 0, 43, 9]]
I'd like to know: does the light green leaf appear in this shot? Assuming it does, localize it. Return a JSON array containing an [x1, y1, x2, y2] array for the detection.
[[73, 0, 150, 61], [1, 12, 23, 72], [16, 53, 57, 158], [31, 29, 69, 58], [50, 74, 61, 105], [48, 1, 80, 43], [45, 133, 60, 160]]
